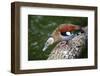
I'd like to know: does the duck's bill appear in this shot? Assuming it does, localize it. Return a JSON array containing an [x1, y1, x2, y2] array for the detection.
[[42, 37, 54, 51], [42, 45, 48, 51]]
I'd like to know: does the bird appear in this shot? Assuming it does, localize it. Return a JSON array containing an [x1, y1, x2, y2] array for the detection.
[[42, 24, 84, 51]]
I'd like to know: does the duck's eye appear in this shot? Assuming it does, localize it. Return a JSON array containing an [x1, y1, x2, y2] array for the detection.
[[61, 32, 71, 36], [66, 32, 71, 35]]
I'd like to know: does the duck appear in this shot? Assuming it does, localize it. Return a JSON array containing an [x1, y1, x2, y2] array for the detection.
[[42, 24, 84, 51]]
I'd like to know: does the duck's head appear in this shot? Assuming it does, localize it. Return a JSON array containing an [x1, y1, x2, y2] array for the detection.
[[42, 24, 83, 51]]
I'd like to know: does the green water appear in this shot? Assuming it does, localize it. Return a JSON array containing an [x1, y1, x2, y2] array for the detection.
[[28, 15, 88, 60]]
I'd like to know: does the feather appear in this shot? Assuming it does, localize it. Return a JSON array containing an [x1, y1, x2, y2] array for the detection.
[[58, 24, 81, 32]]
